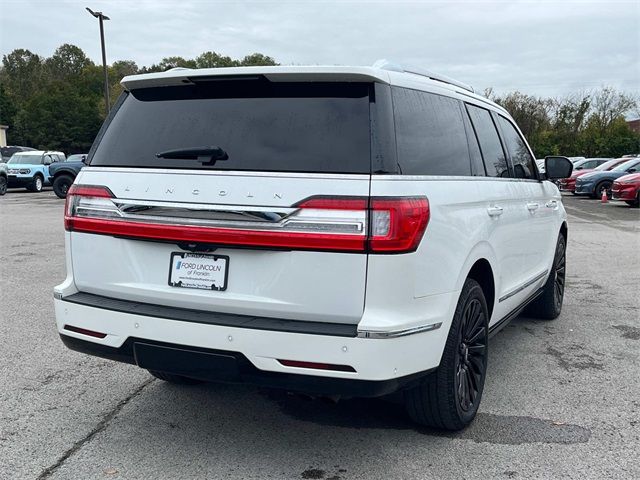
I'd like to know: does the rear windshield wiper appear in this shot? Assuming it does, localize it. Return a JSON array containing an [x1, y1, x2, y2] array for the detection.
[[156, 146, 229, 165]]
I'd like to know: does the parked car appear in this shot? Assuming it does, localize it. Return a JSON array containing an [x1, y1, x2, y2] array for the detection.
[[55, 63, 573, 431], [6, 151, 66, 192], [574, 158, 612, 170], [49, 154, 87, 198], [0, 162, 7, 195], [558, 157, 630, 193], [1, 145, 36, 163], [575, 158, 640, 198], [611, 172, 640, 207], [568, 156, 586, 164]]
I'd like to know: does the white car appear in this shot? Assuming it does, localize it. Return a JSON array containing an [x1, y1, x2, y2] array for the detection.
[[54, 62, 573, 430]]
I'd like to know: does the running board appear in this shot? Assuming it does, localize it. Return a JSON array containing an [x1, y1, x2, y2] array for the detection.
[[489, 287, 544, 337]]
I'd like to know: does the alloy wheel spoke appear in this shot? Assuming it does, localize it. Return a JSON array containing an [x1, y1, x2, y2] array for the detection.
[[467, 318, 485, 344], [467, 307, 483, 339], [467, 367, 479, 400]]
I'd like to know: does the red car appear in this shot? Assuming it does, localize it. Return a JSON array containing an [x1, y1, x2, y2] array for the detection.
[[558, 157, 629, 193], [612, 172, 640, 207]]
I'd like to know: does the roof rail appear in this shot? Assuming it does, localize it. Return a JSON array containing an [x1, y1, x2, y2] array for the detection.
[[373, 59, 475, 93]]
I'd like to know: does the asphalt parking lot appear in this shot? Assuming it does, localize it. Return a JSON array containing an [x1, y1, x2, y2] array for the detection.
[[1, 189, 639, 480]]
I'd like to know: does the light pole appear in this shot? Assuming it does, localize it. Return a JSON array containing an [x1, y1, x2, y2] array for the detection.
[[86, 7, 110, 114]]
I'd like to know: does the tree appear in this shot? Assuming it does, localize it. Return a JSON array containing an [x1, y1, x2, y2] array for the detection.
[[45, 44, 94, 81], [492, 91, 551, 139], [111, 60, 139, 78], [238, 53, 278, 66], [14, 85, 101, 152], [489, 86, 639, 157], [0, 83, 17, 128], [157, 56, 197, 70], [1, 49, 45, 105], [590, 87, 638, 132], [195, 51, 236, 68]]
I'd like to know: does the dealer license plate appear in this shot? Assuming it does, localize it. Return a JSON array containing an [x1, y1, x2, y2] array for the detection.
[[168, 252, 229, 291]]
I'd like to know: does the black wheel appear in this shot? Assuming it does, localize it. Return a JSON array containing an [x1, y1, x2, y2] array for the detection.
[[27, 175, 44, 192], [403, 278, 489, 431], [53, 174, 73, 199], [626, 192, 639, 208], [525, 234, 566, 320], [148, 370, 203, 385], [592, 180, 612, 199], [0, 175, 7, 196]]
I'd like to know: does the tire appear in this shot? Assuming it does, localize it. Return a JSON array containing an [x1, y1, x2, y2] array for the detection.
[[52, 174, 74, 199], [592, 180, 612, 199], [0, 175, 7, 196], [403, 278, 489, 431], [27, 175, 44, 192], [626, 192, 639, 208], [524, 234, 566, 320], [148, 370, 203, 385]]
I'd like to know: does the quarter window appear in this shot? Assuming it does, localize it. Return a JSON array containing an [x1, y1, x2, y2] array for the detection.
[[392, 87, 472, 176], [496, 116, 537, 180], [466, 104, 509, 177]]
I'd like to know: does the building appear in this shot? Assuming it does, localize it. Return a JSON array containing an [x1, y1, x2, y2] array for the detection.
[[0, 125, 8, 147], [627, 119, 640, 134]]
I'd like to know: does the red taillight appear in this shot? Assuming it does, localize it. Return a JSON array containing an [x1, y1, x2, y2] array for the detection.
[[369, 197, 430, 253], [65, 186, 429, 254], [278, 359, 356, 372], [64, 184, 114, 231]]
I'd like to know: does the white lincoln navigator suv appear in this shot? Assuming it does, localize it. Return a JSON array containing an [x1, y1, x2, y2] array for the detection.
[[54, 62, 573, 430]]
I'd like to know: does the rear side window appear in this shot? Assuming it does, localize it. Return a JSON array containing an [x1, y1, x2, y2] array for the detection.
[[496, 116, 537, 179], [466, 104, 509, 177], [392, 87, 471, 176], [460, 107, 486, 176], [90, 81, 371, 174]]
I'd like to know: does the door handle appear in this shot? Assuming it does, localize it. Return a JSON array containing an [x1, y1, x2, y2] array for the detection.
[[545, 200, 558, 209], [487, 205, 504, 217], [526, 202, 540, 212]]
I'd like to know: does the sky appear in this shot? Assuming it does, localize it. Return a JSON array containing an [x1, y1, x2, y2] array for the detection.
[[1, 0, 639, 97]]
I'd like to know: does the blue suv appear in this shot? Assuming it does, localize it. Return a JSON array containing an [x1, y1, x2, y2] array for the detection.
[[6, 151, 66, 192]]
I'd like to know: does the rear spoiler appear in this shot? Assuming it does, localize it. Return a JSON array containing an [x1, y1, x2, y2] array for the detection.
[[121, 66, 391, 91]]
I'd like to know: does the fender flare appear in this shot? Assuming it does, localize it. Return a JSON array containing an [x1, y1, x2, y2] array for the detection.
[[53, 169, 78, 179]]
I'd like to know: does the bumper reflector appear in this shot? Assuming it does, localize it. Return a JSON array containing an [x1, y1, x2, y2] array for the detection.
[[63, 324, 107, 339], [278, 359, 356, 372]]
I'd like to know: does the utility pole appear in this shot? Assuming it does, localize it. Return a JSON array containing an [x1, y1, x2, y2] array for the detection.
[[86, 7, 110, 114]]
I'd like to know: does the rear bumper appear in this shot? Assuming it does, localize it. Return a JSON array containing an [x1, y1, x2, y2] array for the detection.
[[59, 334, 432, 397], [54, 294, 449, 392]]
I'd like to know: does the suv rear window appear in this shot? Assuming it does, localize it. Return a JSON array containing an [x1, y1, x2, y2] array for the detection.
[[89, 81, 371, 174]]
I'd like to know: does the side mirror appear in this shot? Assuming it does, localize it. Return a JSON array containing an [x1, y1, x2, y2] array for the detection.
[[576, 166, 583, 170], [628, 168, 637, 174], [81, 156, 87, 164], [43, 159, 52, 166], [545, 156, 573, 180]]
